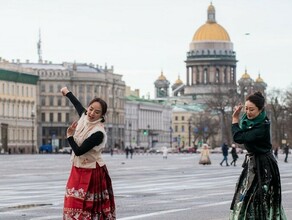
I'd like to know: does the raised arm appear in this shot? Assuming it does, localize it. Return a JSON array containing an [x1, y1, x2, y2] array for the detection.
[[61, 87, 85, 117]]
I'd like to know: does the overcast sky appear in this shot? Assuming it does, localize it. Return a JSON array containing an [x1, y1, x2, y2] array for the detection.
[[0, 0, 291, 98]]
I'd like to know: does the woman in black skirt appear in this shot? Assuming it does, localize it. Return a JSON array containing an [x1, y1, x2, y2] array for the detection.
[[230, 91, 286, 219]]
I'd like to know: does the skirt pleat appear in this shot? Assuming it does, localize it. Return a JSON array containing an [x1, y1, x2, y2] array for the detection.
[[63, 164, 116, 220]]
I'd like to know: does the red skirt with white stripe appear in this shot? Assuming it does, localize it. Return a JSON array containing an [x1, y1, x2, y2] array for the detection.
[[63, 164, 116, 220]]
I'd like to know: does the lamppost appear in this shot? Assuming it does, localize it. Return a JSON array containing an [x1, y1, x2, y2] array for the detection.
[[188, 118, 191, 147], [169, 126, 173, 148], [147, 124, 150, 148], [129, 122, 132, 148], [31, 111, 35, 154]]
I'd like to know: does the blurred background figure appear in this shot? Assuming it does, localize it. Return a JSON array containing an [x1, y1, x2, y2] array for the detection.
[[284, 143, 289, 163], [274, 146, 279, 159], [199, 144, 211, 165], [162, 146, 168, 159], [230, 144, 239, 166], [220, 142, 229, 166]]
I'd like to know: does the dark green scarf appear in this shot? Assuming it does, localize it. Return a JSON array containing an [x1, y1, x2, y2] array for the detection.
[[239, 110, 266, 131]]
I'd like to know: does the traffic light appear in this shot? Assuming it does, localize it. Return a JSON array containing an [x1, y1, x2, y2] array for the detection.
[[143, 130, 148, 136]]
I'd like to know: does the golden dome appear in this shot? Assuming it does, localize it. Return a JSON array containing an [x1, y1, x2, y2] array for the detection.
[[158, 71, 167, 81], [193, 23, 230, 41], [241, 69, 251, 79], [255, 74, 264, 83], [192, 3, 230, 41], [175, 75, 183, 84]]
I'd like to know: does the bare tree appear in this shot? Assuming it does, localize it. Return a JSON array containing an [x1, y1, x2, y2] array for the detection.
[[266, 88, 287, 148], [190, 112, 220, 148], [203, 87, 240, 146]]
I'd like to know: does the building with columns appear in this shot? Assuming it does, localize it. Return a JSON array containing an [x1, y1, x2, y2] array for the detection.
[[183, 3, 237, 102], [0, 59, 125, 152], [0, 68, 38, 153], [125, 94, 172, 150]]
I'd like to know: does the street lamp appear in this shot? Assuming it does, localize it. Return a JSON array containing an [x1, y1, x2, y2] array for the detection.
[[147, 124, 150, 148], [169, 126, 173, 148], [129, 122, 132, 148], [31, 111, 35, 154], [188, 118, 191, 147]]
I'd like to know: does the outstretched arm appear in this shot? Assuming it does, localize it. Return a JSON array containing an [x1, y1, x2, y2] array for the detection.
[[61, 87, 85, 117]]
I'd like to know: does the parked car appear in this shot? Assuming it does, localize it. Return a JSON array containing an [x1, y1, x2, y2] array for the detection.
[[39, 144, 53, 153], [58, 147, 72, 154]]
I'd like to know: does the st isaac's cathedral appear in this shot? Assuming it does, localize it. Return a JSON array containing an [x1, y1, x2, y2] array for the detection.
[[154, 3, 267, 104]]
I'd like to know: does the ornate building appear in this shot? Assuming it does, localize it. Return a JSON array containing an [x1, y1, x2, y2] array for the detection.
[[238, 69, 267, 102], [183, 3, 237, 102], [0, 68, 38, 153], [0, 60, 125, 151], [154, 71, 170, 99]]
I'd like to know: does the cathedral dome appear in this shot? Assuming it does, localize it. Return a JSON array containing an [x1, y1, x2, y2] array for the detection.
[[192, 3, 230, 42], [174, 75, 183, 85], [157, 71, 167, 81], [192, 23, 230, 41], [255, 74, 264, 83], [241, 69, 251, 79]]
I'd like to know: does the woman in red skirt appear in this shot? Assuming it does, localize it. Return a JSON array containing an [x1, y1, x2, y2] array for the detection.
[[61, 87, 116, 220]]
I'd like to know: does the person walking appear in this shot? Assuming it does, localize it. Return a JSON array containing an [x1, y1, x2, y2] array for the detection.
[[230, 144, 238, 166], [284, 143, 289, 163], [230, 91, 286, 219], [274, 146, 279, 159], [162, 146, 168, 159], [199, 144, 211, 165], [61, 87, 116, 220], [220, 142, 229, 166]]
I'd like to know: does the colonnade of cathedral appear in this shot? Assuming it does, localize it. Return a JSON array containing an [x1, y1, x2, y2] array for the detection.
[[186, 65, 236, 86]]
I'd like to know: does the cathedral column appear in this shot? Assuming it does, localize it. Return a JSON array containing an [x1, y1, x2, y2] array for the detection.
[[186, 66, 190, 86]]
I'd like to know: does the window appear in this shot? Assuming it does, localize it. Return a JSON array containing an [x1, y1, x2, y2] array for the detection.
[[66, 113, 69, 122], [181, 125, 185, 132], [58, 113, 62, 122], [57, 97, 62, 106], [50, 96, 54, 106], [41, 84, 45, 92], [49, 85, 54, 93], [175, 116, 178, 121], [50, 113, 53, 122], [41, 97, 46, 106], [182, 116, 185, 121], [41, 113, 46, 122]]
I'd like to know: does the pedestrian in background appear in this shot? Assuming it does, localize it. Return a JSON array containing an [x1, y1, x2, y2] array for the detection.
[[284, 143, 289, 163], [220, 142, 229, 166], [230, 91, 286, 219], [230, 144, 238, 166], [162, 146, 168, 159], [199, 144, 211, 165], [61, 87, 116, 220], [274, 146, 279, 159]]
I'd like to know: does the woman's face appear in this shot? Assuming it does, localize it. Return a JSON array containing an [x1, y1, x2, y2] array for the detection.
[[244, 100, 261, 120], [87, 102, 103, 122]]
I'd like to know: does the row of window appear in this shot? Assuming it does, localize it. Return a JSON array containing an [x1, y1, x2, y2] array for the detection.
[[0, 102, 34, 118], [0, 82, 35, 97]]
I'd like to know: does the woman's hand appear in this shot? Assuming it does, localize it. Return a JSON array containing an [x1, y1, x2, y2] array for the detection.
[[67, 121, 78, 137], [232, 103, 243, 123], [61, 87, 70, 96]]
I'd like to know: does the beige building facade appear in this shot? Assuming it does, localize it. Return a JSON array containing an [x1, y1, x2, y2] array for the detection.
[[0, 60, 126, 152], [0, 68, 38, 153]]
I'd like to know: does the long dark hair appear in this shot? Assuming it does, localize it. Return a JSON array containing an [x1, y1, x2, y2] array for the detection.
[[88, 97, 108, 122]]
